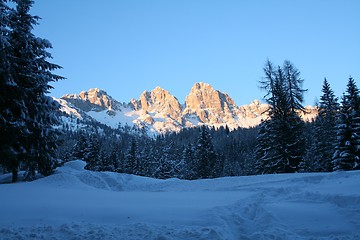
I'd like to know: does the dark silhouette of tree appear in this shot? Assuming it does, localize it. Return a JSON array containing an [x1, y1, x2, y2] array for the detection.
[[333, 77, 360, 170], [256, 60, 306, 174]]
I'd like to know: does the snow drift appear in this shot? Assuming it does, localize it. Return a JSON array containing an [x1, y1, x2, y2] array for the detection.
[[0, 160, 359, 239]]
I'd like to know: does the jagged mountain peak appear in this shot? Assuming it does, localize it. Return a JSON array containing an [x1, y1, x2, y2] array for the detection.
[[62, 87, 108, 100], [139, 86, 179, 103], [192, 82, 213, 90], [84, 87, 106, 94], [183, 82, 237, 124], [187, 82, 235, 105], [152, 86, 168, 92], [137, 86, 182, 119], [61, 88, 121, 112]]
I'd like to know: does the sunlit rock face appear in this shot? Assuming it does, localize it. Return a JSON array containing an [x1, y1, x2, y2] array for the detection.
[[183, 82, 239, 125], [62, 88, 121, 112], [137, 87, 183, 122]]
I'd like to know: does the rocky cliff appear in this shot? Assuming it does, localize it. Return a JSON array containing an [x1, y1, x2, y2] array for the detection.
[[62, 88, 122, 112]]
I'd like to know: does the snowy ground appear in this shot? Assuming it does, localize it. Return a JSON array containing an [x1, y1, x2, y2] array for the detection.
[[0, 161, 359, 240]]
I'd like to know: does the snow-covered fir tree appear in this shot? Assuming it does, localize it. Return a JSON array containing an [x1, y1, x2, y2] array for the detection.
[[73, 131, 88, 160], [98, 151, 115, 172], [107, 142, 123, 172], [195, 126, 219, 178], [83, 135, 101, 171], [152, 137, 174, 179], [333, 77, 360, 170], [0, 0, 22, 182], [0, 0, 64, 181], [312, 78, 339, 171], [256, 60, 306, 174], [139, 146, 155, 176], [255, 120, 274, 174], [124, 138, 139, 174], [181, 144, 198, 180]]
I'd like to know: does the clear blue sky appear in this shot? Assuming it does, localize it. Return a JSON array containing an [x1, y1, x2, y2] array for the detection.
[[31, 0, 360, 106]]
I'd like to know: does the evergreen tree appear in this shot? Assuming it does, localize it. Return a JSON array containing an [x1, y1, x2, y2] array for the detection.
[[0, 0, 24, 182], [313, 79, 339, 171], [256, 60, 306, 174], [300, 122, 318, 172], [195, 126, 218, 178], [0, 0, 64, 181], [73, 131, 88, 160], [124, 138, 139, 174], [83, 135, 101, 171], [139, 146, 153, 176], [255, 120, 274, 174], [182, 144, 198, 179], [283, 60, 306, 112], [152, 137, 174, 179], [154, 156, 173, 179], [333, 77, 360, 170], [108, 142, 122, 172], [99, 151, 114, 172]]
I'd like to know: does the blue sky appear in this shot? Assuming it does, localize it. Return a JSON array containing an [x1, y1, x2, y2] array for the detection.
[[32, 0, 360, 106]]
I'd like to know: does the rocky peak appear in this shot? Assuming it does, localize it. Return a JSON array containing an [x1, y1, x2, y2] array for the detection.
[[134, 87, 183, 122], [185, 82, 236, 109], [61, 88, 121, 112], [183, 82, 237, 123]]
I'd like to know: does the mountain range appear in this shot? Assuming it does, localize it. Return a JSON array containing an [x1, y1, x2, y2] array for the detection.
[[56, 82, 318, 134]]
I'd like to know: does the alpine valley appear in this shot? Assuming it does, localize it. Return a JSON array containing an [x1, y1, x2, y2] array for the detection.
[[56, 82, 318, 135]]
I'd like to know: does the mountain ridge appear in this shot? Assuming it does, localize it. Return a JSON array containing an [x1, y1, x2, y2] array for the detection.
[[58, 82, 318, 134]]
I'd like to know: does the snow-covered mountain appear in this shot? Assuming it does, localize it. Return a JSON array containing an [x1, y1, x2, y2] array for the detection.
[[57, 83, 318, 134]]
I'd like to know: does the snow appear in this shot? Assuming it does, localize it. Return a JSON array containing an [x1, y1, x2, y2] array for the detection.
[[55, 98, 83, 119], [86, 107, 138, 129], [1, 161, 359, 240]]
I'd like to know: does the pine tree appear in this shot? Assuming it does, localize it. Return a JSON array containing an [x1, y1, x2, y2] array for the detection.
[[73, 131, 88, 160], [283, 60, 306, 112], [195, 126, 218, 178], [256, 120, 274, 174], [139, 146, 153, 176], [313, 79, 339, 171], [0, 0, 64, 181], [154, 156, 173, 179], [83, 135, 101, 171], [152, 137, 174, 179], [108, 142, 122, 172], [0, 0, 24, 182], [182, 144, 198, 179], [124, 138, 138, 174], [99, 151, 114, 172], [256, 60, 306, 174], [333, 77, 360, 170]]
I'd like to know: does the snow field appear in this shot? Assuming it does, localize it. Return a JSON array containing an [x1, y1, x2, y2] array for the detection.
[[0, 160, 359, 239]]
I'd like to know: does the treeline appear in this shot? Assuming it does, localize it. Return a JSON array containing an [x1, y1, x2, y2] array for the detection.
[[57, 122, 258, 179]]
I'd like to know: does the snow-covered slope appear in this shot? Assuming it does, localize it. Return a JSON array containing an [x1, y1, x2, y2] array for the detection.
[[0, 161, 359, 239], [57, 83, 318, 134]]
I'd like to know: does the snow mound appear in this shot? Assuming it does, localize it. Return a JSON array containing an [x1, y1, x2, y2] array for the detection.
[[0, 161, 360, 239]]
